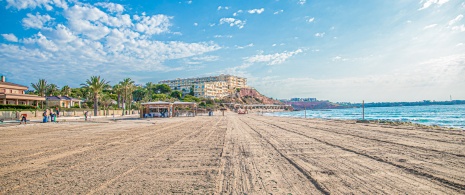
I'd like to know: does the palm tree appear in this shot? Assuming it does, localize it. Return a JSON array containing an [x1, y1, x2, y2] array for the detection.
[[145, 82, 156, 101], [81, 76, 109, 116], [31, 79, 47, 108], [100, 94, 114, 116], [113, 84, 122, 109], [61, 85, 71, 96], [47, 84, 60, 96], [119, 78, 135, 115]]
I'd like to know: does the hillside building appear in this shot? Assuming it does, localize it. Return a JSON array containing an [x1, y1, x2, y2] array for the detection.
[[290, 97, 317, 102], [159, 74, 247, 99]]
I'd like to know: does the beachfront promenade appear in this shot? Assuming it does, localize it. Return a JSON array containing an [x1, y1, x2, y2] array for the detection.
[[1, 113, 464, 194]]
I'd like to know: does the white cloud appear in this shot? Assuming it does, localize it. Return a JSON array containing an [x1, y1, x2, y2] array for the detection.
[[298, 0, 306, 5], [332, 56, 348, 62], [2, 33, 18, 42], [245, 49, 303, 65], [183, 55, 219, 65], [274, 10, 284, 15], [94, 2, 124, 13], [419, 0, 449, 10], [217, 6, 229, 10], [235, 43, 254, 49], [447, 15, 464, 32], [272, 44, 277, 47], [134, 14, 172, 35], [22, 13, 53, 29], [214, 35, 233, 38], [233, 10, 243, 16], [22, 32, 59, 52], [248, 8, 264, 14], [452, 25, 465, 32], [0, 0, 223, 84], [187, 1, 192, 4], [448, 14, 463, 26], [193, 22, 198, 26], [315, 32, 325, 37], [423, 24, 437, 29], [47, 24, 78, 43], [307, 17, 315, 23], [219, 18, 246, 29], [6, 0, 68, 10], [456, 43, 464, 47]]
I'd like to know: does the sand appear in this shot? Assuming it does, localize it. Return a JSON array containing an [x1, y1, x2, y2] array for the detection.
[[1, 113, 465, 194]]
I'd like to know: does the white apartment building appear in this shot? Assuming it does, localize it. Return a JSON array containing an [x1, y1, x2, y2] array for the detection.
[[158, 74, 247, 99]]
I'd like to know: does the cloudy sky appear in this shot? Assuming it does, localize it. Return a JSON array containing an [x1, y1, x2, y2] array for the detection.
[[1, 0, 464, 102]]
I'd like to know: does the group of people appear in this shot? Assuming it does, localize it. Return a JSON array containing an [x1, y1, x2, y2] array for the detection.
[[42, 109, 60, 123]]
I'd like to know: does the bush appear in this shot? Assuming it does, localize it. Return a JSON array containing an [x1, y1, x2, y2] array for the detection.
[[0, 104, 37, 110]]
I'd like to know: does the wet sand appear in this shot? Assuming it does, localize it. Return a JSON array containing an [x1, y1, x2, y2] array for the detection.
[[1, 113, 465, 194]]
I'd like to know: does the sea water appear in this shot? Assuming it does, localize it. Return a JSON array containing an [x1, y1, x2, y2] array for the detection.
[[265, 104, 465, 129]]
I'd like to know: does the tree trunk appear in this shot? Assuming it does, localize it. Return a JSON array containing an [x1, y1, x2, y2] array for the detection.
[[117, 93, 121, 108], [94, 93, 98, 116], [122, 97, 125, 116]]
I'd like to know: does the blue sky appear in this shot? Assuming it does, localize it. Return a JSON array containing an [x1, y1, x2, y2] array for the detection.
[[1, 0, 464, 102]]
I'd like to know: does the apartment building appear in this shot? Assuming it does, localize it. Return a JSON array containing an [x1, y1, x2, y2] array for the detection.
[[194, 81, 230, 99], [158, 74, 247, 98]]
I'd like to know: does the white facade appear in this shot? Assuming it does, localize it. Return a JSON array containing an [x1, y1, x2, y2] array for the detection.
[[159, 74, 247, 99]]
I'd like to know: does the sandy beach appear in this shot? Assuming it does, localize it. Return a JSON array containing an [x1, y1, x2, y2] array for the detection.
[[1, 113, 465, 194]]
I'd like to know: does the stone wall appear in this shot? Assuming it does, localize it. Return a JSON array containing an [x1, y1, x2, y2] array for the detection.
[[0, 110, 139, 120]]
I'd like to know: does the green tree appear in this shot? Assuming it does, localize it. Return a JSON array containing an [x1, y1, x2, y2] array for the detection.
[[170, 91, 182, 99], [47, 84, 60, 96], [133, 87, 147, 102], [112, 84, 122, 109], [182, 95, 200, 102], [189, 85, 195, 96], [81, 76, 110, 116], [152, 94, 168, 101], [70, 88, 83, 98], [61, 85, 71, 96], [155, 84, 171, 94], [145, 82, 157, 101], [31, 79, 47, 108], [119, 78, 135, 115], [100, 94, 114, 116]]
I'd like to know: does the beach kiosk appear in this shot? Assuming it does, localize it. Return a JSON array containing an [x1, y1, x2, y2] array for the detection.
[[140, 101, 197, 118]]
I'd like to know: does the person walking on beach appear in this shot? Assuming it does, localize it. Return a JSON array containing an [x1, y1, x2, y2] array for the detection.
[[84, 111, 88, 121], [56, 108, 60, 118]]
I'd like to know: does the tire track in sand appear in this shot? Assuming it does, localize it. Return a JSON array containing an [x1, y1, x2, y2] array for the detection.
[[254, 116, 465, 192], [237, 117, 331, 195], [86, 117, 225, 195]]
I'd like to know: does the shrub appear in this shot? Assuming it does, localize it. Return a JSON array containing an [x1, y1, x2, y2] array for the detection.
[[0, 104, 37, 110]]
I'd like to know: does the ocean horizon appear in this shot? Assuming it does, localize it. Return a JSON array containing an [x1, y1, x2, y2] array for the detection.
[[265, 104, 465, 129]]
